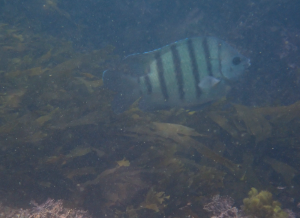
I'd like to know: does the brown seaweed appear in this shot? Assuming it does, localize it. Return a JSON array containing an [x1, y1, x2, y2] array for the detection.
[[0, 19, 300, 218], [208, 101, 300, 143], [263, 157, 298, 185], [126, 122, 241, 174]]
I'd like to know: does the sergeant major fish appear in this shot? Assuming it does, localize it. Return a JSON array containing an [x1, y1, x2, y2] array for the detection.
[[103, 36, 250, 114]]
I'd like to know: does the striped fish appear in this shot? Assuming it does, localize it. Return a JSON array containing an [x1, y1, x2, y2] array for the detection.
[[103, 37, 250, 114]]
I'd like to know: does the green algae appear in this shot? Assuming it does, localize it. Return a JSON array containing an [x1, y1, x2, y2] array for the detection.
[[242, 188, 288, 218]]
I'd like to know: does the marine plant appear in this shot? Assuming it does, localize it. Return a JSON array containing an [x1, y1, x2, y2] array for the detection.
[[0, 14, 300, 218], [242, 188, 288, 218]]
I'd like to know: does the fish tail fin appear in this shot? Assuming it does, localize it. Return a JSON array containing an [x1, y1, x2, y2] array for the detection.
[[103, 70, 140, 114]]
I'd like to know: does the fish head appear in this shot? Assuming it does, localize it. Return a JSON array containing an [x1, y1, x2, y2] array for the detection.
[[220, 45, 250, 81]]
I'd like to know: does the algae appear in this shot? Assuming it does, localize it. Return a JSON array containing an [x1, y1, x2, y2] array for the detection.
[[0, 19, 299, 218], [242, 188, 288, 218]]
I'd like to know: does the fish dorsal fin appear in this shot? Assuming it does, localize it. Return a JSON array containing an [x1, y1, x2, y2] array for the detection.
[[121, 39, 190, 77], [156, 38, 189, 54], [121, 52, 154, 77]]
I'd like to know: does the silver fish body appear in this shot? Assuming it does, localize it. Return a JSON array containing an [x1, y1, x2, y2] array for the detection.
[[103, 37, 250, 113]]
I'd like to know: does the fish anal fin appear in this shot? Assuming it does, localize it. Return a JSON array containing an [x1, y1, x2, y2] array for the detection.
[[112, 91, 139, 114], [138, 97, 171, 112]]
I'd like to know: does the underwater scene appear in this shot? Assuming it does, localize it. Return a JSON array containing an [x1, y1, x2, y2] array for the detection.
[[0, 0, 300, 217]]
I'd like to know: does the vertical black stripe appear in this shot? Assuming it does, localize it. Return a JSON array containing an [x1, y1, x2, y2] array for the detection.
[[144, 75, 152, 94], [217, 41, 224, 77], [187, 39, 202, 98], [202, 37, 213, 76], [155, 51, 169, 100], [171, 44, 185, 100]]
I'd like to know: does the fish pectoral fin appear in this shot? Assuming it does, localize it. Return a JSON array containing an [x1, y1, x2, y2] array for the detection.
[[198, 76, 221, 90]]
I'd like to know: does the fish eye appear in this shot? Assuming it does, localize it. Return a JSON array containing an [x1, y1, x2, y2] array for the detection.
[[232, 57, 241, 65]]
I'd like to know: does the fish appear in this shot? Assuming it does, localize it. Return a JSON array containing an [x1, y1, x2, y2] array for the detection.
[[103, 36, 250, 114]]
